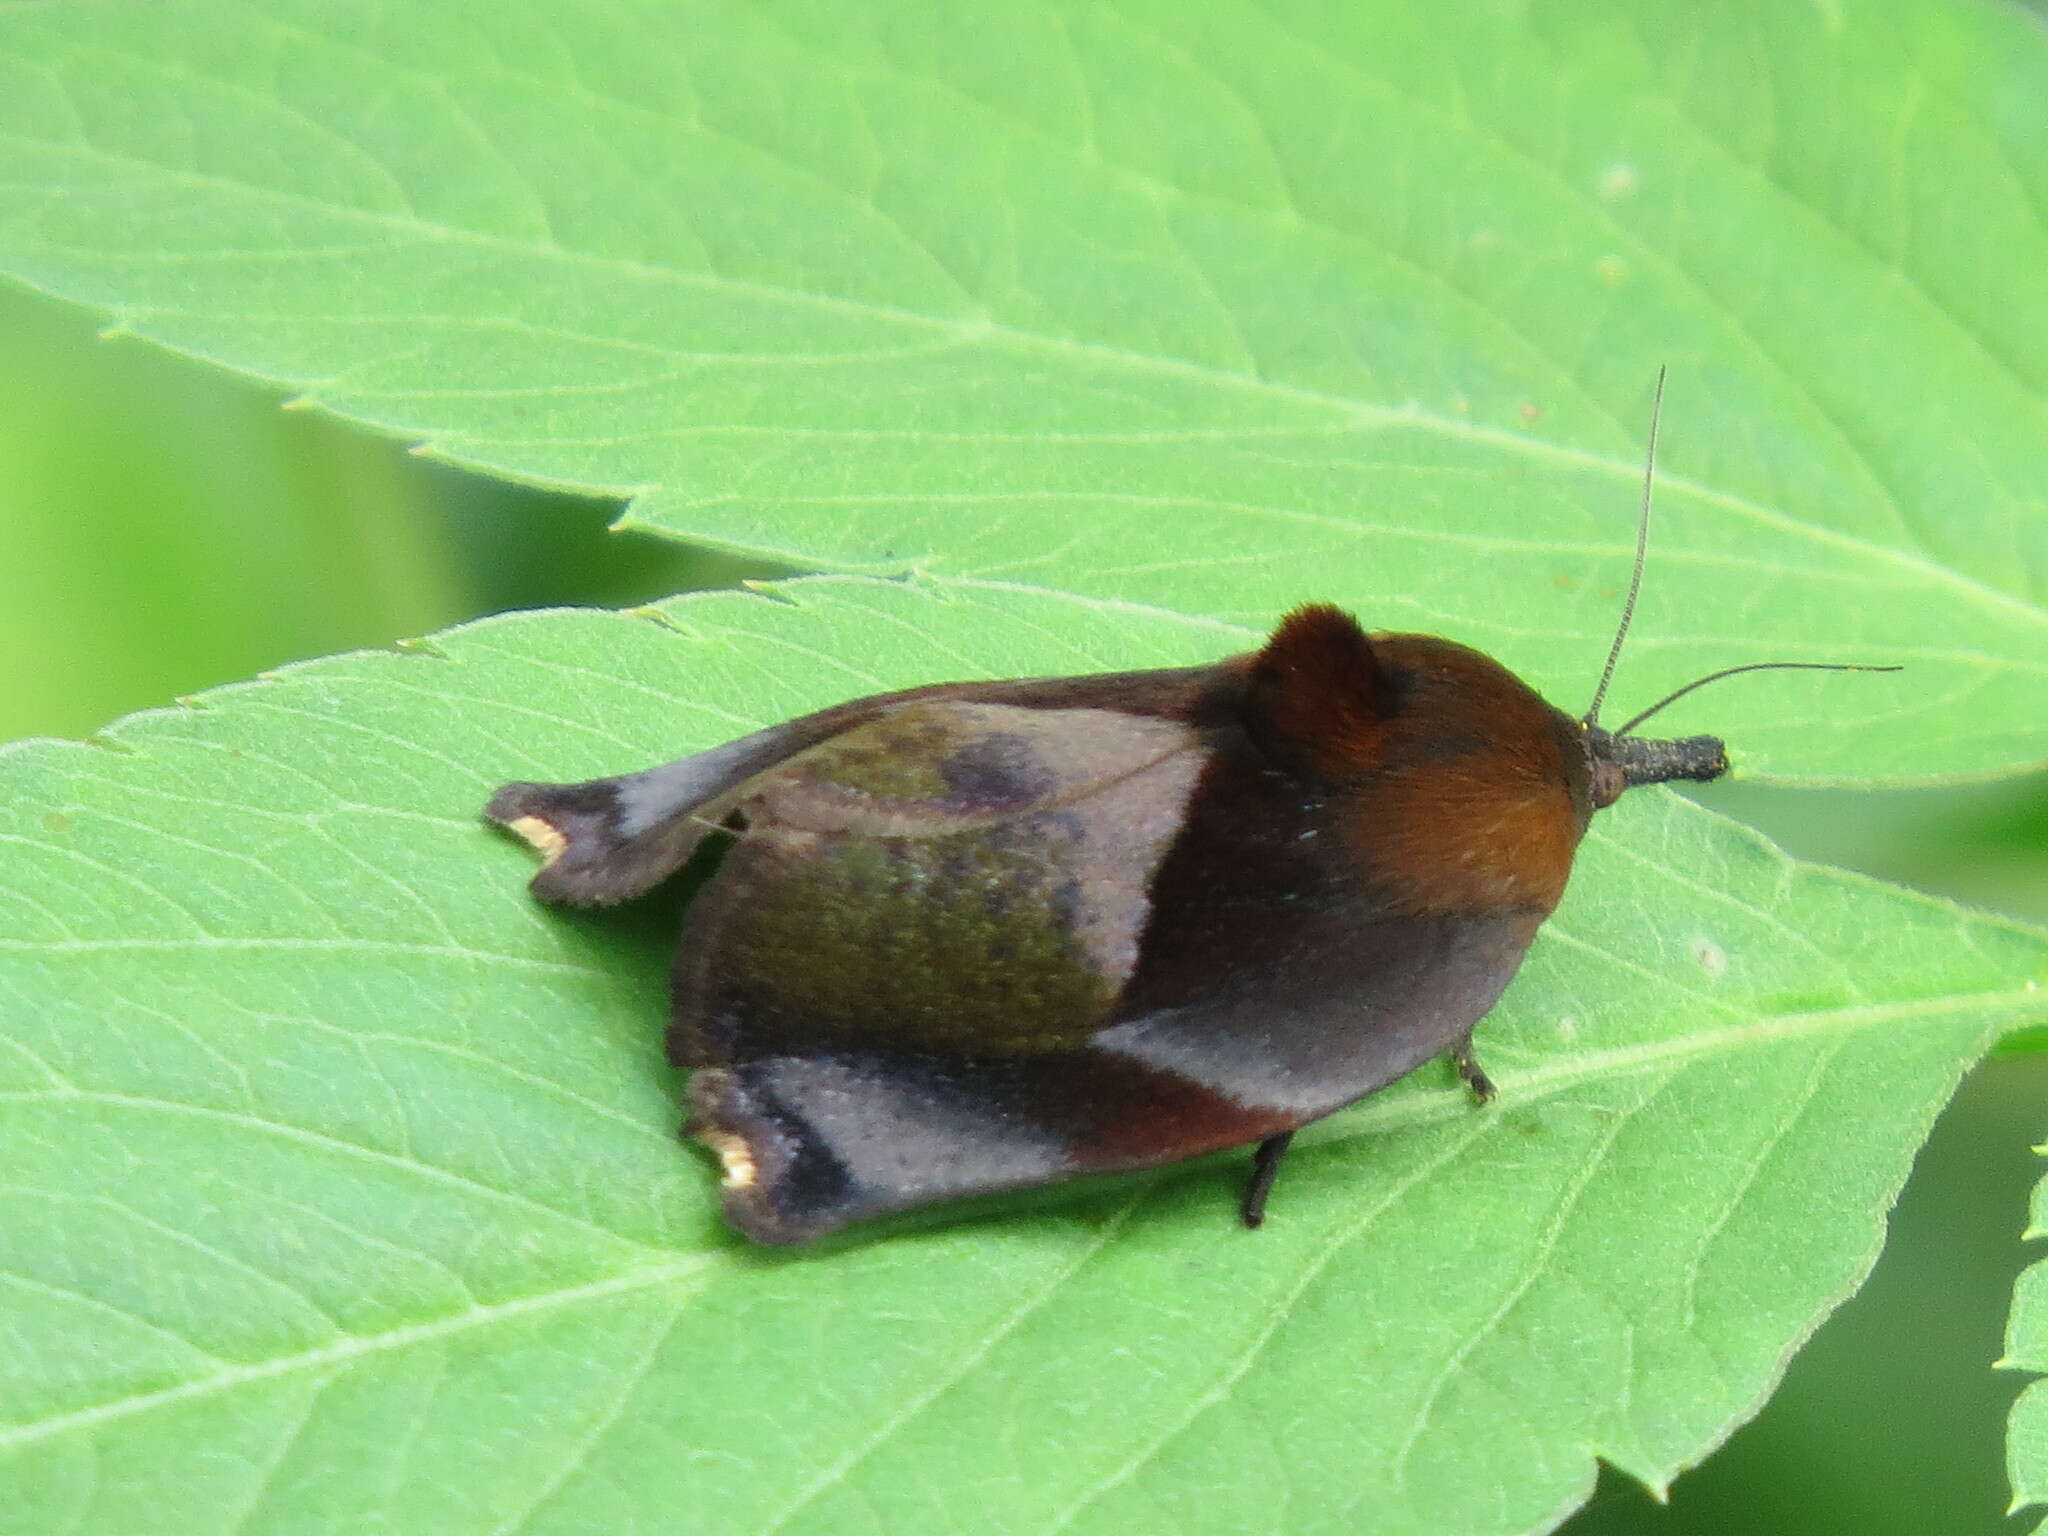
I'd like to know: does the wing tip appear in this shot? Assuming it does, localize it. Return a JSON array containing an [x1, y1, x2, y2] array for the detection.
[[485, 783, 572, 863], [484, 778, 634, 905], [485, 774, 725, 907]]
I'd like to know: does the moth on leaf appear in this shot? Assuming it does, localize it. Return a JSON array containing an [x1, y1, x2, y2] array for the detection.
[[486, 603, 1755, 1245], [488, 382, 1893, 1246]]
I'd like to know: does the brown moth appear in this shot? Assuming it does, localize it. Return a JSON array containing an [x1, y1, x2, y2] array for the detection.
[[488, 379, 1889, 1244]]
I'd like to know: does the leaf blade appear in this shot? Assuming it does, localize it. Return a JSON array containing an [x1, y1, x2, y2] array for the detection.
[[3, 580, 2043, 1535], [0, 0, 2041, 778]]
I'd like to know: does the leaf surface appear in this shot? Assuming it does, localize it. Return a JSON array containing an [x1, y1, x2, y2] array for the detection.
[[2, 0, 2046, 1528], [2, 579, 2043, 1536], [0, 0, 2042, 777]]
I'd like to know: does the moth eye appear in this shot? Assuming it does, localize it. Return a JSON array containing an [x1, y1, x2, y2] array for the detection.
[[1590, 758, 1627, 810]]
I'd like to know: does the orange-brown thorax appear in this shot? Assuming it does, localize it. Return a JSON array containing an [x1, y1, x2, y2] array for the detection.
[[1249, 609, 1593, 918], [1356, 635, 1590, 915]]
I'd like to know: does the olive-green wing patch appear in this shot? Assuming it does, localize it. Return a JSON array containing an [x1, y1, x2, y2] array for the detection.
[[675, 703, 1208, 1057]]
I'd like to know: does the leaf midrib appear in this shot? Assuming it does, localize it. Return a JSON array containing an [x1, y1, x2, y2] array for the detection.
[[0, 980, 2029, 1458]]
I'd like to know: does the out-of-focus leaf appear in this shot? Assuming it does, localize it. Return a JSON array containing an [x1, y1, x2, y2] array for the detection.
[[0, 283, 460, 738]]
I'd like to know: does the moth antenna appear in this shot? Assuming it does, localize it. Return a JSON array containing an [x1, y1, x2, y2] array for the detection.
[[1612, 660, 1904, 740], [1583, 366, 1666, 729]]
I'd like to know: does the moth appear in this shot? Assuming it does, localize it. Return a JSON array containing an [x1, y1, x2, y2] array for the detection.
[[487, 382, 1887, 1245]]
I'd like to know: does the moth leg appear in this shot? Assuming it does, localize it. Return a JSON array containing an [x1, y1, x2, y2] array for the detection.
[[1240, 1131, 1295, 1229], [1449, 1034, 1497, 1104]]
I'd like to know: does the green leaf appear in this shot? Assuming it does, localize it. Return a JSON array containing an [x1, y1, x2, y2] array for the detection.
[[2, 1, 2044, 1529], [2009, 1151, 2048, 1532], [0, 283, 465, 740], [1, 0, 2043, 779], [2, 578, 2044, 1536]]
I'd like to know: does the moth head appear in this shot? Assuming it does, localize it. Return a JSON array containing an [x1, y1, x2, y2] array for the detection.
[[1579, 722, 1727, 810], [1567, 367, 1892, 811]]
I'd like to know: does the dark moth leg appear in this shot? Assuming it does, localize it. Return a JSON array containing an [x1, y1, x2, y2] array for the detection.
[[1239, 1131, 1295, 1229], [1449, 1034, 1496, 1104], [1238, 1032, 1495, 1232]]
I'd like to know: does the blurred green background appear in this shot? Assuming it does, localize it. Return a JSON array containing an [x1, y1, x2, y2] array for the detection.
[[4, 276, 2042, 1535]]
